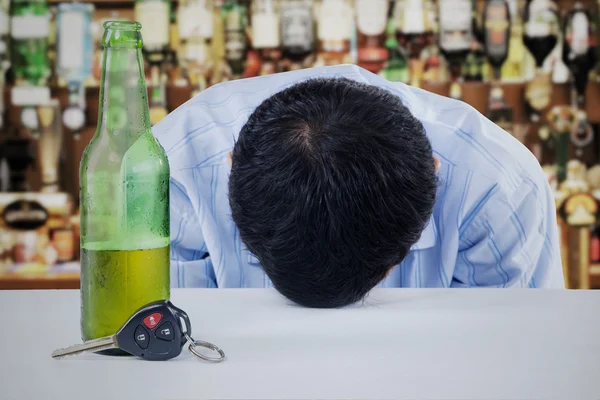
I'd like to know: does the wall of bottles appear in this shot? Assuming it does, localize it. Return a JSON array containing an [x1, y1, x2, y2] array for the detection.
[[0, 0, 599, 288]]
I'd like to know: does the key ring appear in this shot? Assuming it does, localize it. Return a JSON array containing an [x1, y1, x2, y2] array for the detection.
[[184, 332, 226, 362]]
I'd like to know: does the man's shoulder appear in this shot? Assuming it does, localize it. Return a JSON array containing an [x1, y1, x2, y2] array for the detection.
[[411, 91, 546, 194]]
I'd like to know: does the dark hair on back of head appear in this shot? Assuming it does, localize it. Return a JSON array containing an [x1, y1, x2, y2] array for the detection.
[[229, 77, 437, 308]]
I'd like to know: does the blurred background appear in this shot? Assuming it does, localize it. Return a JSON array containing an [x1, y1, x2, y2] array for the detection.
[[0, 0, 599, 290]]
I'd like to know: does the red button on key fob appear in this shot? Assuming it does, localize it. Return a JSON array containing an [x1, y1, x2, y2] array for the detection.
[[143, 312, 162, 329]]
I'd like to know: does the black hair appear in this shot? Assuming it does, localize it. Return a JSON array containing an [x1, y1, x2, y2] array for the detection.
[[229, 77, 437, 308]]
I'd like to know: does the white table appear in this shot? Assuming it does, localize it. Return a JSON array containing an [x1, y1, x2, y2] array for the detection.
[[1, 289, 599, 400]]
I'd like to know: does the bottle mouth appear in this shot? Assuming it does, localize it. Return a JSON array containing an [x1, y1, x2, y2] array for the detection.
[[103, 21, 142, 32], [102, 21, 143, 48]]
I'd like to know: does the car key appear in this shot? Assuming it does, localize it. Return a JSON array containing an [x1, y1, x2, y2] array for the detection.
[[53, 300, 195, 361]]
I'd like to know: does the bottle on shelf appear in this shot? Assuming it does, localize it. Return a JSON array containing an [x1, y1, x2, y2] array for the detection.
[[355, 0, 389, 74], [210, 0, 228, 84], [56, 3, 94, 138], [379, 17, 409, 83], [482, 0, 513, 133], [521, 0, 560, 164], [80, 21, 170, 345], [438, 0, 474, 99], [395, 0, 435, 88], [251, 0, 281, 76], [0, 0, 9, 131], [501, 0, 527, 81], [280, 0, 314, 72], [562, 2, 597, 158], [135, 0, 171, 125], [222, 0, 248, 80], [315, 0, 354, 67], [10, 0, 52, 135], [36, 99, 63, 193], [177, 0, 214, 94]]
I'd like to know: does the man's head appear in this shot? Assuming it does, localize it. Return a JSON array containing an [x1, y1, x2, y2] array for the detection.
[[229, 78, 438, 308]]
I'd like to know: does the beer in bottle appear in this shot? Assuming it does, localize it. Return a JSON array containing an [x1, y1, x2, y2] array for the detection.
[[80, 21, 170, 345]]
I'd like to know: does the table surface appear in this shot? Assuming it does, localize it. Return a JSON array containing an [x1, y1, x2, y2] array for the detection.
[[1, 288, 599, 400]]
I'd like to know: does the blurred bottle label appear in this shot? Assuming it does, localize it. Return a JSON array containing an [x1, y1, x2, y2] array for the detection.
[[569, 12, 589, 56], [439, 0, 472, 52], [318, 0, 353, 41], [58, 11, 86, 73], [136, 1, 170, 50], [178, 1, 213, 39], [356, 0, 387, 37], [526, 0, 553, 37], [0, 7, 8, 35], [401, 0, 426, 34], [253, 12, 280, 48], [11, 15, 50, 39], [281, 3, 313, 53]]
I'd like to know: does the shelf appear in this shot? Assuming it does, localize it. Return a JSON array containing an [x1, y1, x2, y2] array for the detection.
[[0, 272, 79, 290]]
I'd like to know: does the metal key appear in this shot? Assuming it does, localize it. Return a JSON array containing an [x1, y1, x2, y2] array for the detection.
[[52, 335, 119, 358]]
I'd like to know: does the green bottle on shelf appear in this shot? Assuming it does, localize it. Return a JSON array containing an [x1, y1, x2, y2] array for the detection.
[[379, 19, 409, 83], [10, 0, 50, 86], [79, 22, 170, 347]]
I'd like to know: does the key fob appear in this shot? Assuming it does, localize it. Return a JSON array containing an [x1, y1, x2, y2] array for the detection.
[[116, 300, 192, 361]]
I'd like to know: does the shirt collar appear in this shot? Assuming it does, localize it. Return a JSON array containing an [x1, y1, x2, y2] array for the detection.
[[410, 216, 437, 251]]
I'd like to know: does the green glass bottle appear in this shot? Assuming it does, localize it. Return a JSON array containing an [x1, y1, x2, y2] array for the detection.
[[80, 21, 170, 345], [223, 0, 248, 78], [379, 19, 409, 83], [10, 0, 50, 86]]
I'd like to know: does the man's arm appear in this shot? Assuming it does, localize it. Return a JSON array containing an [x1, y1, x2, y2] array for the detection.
[[452, 178, 565, 288], [169, 177, 217, 288]]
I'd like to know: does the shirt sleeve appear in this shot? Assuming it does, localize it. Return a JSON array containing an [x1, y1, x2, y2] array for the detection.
[[452, 178, 565, 288], [169, 177, 217, 288]]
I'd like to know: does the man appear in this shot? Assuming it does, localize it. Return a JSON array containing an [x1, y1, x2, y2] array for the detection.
[[153, 64, 564, 308]]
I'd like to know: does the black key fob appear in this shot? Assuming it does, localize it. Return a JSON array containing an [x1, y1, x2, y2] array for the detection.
[[116, 300, 192, 361]]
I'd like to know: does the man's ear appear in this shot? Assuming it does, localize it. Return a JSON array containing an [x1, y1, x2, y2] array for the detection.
[[228, 151, 232, 167], [434, 157, 440, 173]]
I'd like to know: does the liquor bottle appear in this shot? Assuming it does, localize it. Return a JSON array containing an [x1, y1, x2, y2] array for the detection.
[[210, 0, 228, 84], [522, 0, 559, 122], [135, 0, 170, 125], [482, 0, 513, 133], [379, 18, 409, 83], [315, 0, 354, 66], [222, 0, 247, 79], [501, 0, 526, 80], [395, 0, 435, 88], [280, 0, 314, 71], [562, 2, 597, 157], [10, 0, 52, 133], [0, 0, 9, 130], [355, 0, 388, 74], [56, 3, 94, 137], [36, 99, 63, 192], [546, 105, 576, 183], [252, 0, 281, 76], [438, 0, 473, 98], [80, 21, 170, 344], [178, 0, 213, 95]]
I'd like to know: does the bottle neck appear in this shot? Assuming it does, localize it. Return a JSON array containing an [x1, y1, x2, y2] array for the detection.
[[97, 45, 151, 146]]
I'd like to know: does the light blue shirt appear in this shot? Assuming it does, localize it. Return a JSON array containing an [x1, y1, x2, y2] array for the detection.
[[153, 64, 565, 290]]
